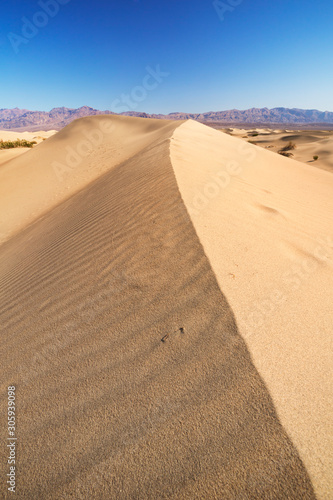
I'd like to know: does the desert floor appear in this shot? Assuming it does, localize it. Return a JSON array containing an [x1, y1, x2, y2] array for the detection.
[[0, 116, 332, 499], [221, 127, 333, 173]]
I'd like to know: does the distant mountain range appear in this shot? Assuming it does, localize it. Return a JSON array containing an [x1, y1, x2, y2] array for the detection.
[[1, 106, 333, 131]]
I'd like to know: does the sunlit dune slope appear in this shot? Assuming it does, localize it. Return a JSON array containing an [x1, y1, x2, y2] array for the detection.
[[171, 120, 333, 499]]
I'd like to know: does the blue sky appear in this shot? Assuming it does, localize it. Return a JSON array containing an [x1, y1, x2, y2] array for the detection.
[[1, 0, 332, 113]]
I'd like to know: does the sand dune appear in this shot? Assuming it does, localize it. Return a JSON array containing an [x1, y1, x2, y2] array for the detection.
[[224, 128, 333, 173], [0, 115, 331, 498], [0, 130, 57, 142], [0, 148, 31, 167], [0, 130, 57, 168]]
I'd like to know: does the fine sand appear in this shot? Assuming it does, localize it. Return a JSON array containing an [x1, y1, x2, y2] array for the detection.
[[0, 115, 331, 499]]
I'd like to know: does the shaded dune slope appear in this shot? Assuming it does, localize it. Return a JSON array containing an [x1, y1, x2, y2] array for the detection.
[[0, 117, 315, 498]]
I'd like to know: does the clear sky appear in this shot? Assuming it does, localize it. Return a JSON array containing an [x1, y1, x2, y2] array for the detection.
[[1, 0, 332, 113]]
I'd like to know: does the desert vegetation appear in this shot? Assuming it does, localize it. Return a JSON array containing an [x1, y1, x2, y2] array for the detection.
[[278, 141, 296, 157], [0, 139, 37, 150]]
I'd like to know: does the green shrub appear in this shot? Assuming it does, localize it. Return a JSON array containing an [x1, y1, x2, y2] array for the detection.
[[313, 155, 319, 161], [277, 141, 296, 157], [0, 139, 37, 150]]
